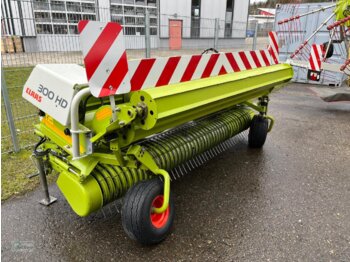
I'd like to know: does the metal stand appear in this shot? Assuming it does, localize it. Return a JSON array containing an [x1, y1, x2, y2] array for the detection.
[[34, 154, 57, 206]]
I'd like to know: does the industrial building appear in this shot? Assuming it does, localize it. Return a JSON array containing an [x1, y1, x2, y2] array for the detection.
[[1, 0, 249, 51]]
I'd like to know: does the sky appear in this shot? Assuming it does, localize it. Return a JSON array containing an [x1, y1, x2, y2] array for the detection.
[[250, 0, 268, 3]]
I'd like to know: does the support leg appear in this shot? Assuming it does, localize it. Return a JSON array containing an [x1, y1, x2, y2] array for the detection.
[[34, 155, 57, 206]]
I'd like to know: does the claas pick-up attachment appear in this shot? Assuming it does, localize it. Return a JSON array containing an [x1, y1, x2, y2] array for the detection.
[[22, 21, 293, 245]]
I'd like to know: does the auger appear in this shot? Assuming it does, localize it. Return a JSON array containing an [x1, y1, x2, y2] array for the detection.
[[23, 21, 293, 245]]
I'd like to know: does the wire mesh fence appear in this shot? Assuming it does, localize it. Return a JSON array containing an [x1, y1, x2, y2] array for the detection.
[[1, 0, 272, 158]]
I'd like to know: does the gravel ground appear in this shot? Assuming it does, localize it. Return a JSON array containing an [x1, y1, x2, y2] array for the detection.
[[1, 83, 350, 262]]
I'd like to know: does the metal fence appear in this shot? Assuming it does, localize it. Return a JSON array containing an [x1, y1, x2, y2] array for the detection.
[[1, 0, 271, 156]]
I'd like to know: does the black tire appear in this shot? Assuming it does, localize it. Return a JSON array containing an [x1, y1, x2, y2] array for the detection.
[[248, 115, 268, 148], [121, 178, 174, 245]]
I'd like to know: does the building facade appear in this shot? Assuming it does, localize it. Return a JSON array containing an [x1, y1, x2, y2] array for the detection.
[[1, 0, 249, 51]]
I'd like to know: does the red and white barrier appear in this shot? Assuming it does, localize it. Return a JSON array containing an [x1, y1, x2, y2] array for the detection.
[[308, 44, 324, 72], [78, 21, 131, 97], [79, 21, 280, 98], [268, 31, 279, 64]]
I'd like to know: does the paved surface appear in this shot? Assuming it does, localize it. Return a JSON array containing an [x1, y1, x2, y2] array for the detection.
[[2, 84, 350, 261]]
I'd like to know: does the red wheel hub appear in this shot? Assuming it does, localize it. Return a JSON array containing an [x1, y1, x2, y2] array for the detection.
[[150, 195, 170, 229]]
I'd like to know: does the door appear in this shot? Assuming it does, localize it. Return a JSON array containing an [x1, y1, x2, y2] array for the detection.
[[169, 20, 182, 50]]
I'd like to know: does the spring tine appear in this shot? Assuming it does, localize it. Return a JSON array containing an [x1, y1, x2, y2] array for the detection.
[[204, 151, 211, 160], [175, 167, 181, 179], [222, 141, 229, 150], [173, 167, 180, 179], [228, 139, 235, 148], [220, 143, 226, 152], [214, 146, 221, 155], [185, 162, 192, 172], [193, 157, 201, 167], [189, 159, 196, 169], [178, 165, 185, 177], [210, 146, 218, 156], [197, 154, 204, 165], [207, 149, 215, 158]]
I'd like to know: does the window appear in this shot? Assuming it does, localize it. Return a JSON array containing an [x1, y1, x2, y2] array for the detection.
[[69, 25, 78, 34], [53, 24, 68, 34], [66, 2, 81, 12], [82, 14, 96, 21], [150, 18, 157, 26], [68, 13, 81, 23], [51, 1, 65, 11], [150, 27, 157, 35], [111, 16, 123, 25], [136, 27, 145, 35], [125, 17, 135, 25], [124, 27, 136, 35], [191, 0, 200, 38], [111, 6, 123, 15], [33, 0, 50, 11], [147, 0, 156, 7], [82, 3, 95, 13], [35, 12, 51, 23], [136, 17, 145, 25], [52, 13, 67, 23], [36, 24, 52, 34], [135, 0, 145, 5], [110, 1, 158, 36], [124, 6, 135, 16], [224, 0, 235, 38]]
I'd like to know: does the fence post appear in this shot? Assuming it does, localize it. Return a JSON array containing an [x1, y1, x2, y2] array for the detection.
[[252, 22, 259, 50], [214, 18, 219, 50], [1, 68, 20, 153], [144, 9, 151, 58]]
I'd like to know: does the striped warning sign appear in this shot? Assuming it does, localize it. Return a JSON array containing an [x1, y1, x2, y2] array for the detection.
[[268, 31, 279, 64], [308, 44, 324, 72], [79, 21, 280, 97], [127, 50, 278, 91], [78, 20, 131, 97]]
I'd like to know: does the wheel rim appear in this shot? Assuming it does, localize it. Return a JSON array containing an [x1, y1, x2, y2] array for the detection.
[[150, 195, 170, 229]]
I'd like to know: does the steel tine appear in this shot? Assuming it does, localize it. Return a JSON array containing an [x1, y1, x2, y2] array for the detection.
[[189, 159, 196, 169], [211, 147, 219, 156], [185, 162, 192, 172], [206, 150, 214, 158], [193, 157, 201, 167], [222, 141, 229, 150], [217, 143, 225, 153], [197, 154, 205, 165], [174, 167, 181, 179], [178, 165, 185, 177]]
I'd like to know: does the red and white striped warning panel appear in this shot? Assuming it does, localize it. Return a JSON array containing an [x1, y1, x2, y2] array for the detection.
[[79, 21, 279, 97], [128, 50, 278, 91], [307, 44, 324, 81], [308, 44, 324, 72], [268, 31, 279, 64], [78, 20, 131, 97]]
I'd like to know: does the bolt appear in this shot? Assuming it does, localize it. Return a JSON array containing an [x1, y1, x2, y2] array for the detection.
[[119, 121, 125, 126], [109, 85, 113, 90], [115, 107, 121, 112]]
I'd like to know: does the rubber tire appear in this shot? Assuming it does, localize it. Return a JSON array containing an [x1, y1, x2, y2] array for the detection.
[[248, 115, 268, 148], [121, 178, 175, 245]]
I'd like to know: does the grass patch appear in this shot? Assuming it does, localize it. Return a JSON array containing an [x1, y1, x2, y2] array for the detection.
[[1, 66, 47, 200], [1, 150, 58, 200]]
